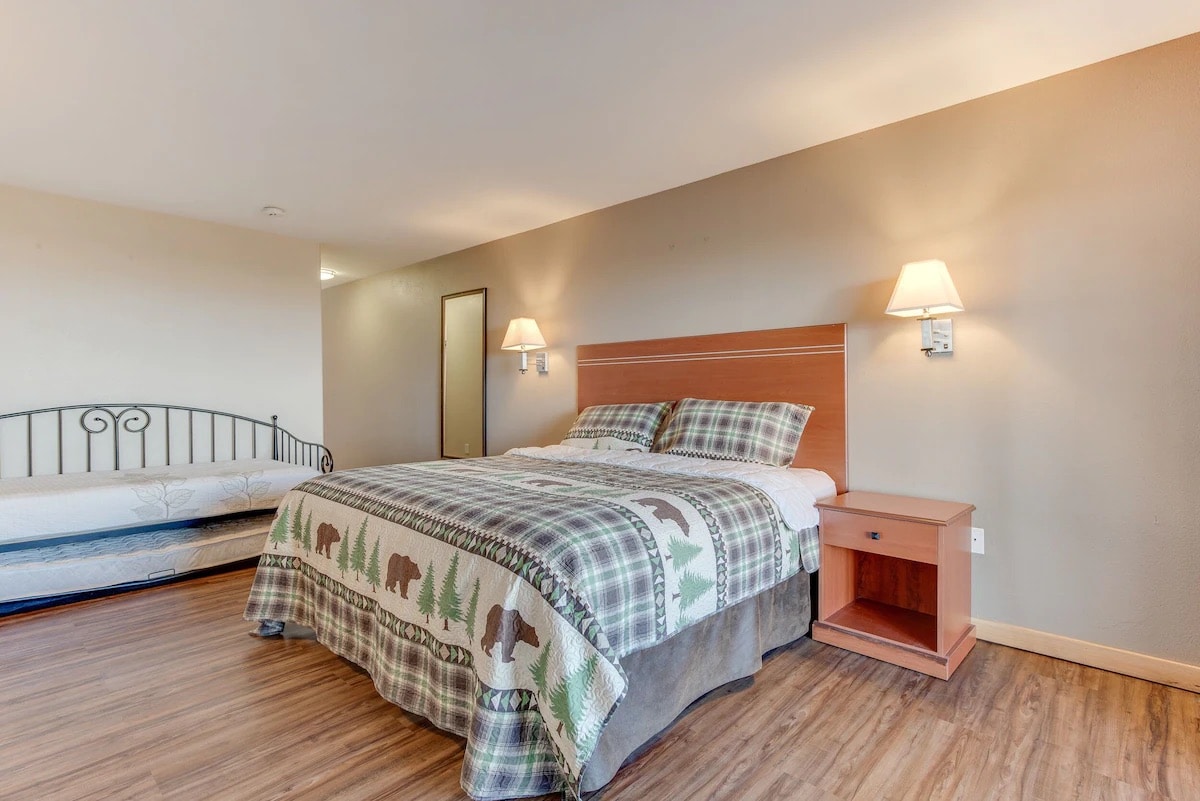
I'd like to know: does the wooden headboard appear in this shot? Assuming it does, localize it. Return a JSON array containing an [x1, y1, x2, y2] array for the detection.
[[577, 323, 847, 493]]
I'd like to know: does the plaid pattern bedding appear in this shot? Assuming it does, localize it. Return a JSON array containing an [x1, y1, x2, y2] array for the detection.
[[245, 453, 812, 799], [654, 397, 814, 466], [560, 401, 673, 451]]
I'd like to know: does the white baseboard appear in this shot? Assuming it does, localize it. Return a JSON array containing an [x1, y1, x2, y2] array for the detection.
[[973, 618, 1200, 694]]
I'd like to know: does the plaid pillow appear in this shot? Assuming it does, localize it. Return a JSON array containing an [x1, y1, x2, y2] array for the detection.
[[561, 402, 673, 452], [653, 398, 814, 467]]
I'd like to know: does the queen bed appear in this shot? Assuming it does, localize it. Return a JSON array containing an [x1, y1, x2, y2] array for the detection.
[[245, 323, 847, 799]]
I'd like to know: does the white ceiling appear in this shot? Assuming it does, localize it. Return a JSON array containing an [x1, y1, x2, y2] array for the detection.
[[2, 1, 1198, 287]]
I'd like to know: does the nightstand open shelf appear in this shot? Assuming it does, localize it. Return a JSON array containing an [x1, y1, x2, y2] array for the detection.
[[822, 597, 938, 653], [813, 492, 975, 679]]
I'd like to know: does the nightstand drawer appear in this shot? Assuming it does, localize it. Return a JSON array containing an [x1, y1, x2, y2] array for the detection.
[[820, 509, 939, 564]]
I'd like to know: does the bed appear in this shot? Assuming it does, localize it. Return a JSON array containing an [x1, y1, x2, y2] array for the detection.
[[245, 323, 847, 799], [0, 403, 330, 611]]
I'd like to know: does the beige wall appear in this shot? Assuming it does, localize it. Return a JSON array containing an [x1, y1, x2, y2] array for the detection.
[[322, 35, 1200, 665], [1, 184, 324, 449]]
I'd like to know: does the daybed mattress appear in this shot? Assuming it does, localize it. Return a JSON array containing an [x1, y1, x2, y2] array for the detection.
[[0, 514, 272, 604], [0, 458, 318, 547]]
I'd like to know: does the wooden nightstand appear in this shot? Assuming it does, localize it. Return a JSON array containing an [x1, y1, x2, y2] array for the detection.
[[812, 492, 976, 679]]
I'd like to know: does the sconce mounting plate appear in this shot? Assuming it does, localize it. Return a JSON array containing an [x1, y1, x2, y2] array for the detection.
[[921, 318, 954, 356]]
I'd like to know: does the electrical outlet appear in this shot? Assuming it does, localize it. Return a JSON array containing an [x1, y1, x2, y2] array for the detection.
[[971, 527, 985, 554], [464, 443, 470, 455]]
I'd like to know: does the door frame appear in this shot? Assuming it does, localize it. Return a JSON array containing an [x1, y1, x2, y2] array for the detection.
[[440, 287, 488, 459]]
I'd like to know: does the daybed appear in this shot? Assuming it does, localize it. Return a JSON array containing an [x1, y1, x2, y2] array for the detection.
[[0, 403, 330, 611], [246, 324, 846, 799]]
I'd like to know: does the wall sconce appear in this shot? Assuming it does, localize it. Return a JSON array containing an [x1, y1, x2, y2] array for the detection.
[[885, 259, 964, 356], [501, 317, 548, 374]]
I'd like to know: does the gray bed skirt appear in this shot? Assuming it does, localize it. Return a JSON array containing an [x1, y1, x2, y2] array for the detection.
[[581, 569, 812, 791]]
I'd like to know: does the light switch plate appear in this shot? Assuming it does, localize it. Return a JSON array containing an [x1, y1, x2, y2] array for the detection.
[[535, 352, 549, 374]]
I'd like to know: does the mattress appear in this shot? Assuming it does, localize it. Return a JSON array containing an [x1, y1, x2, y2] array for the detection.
[[0, 514, 272, 605], [0, 458, 318, 547]]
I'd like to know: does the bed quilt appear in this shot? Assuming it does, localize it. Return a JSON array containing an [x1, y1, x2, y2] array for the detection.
[[244, 449, 816, 799]]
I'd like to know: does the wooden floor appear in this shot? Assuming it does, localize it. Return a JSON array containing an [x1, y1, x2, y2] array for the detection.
[[2, 568, 1197, 801]]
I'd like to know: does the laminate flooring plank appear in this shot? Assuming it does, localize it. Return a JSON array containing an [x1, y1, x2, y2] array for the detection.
[[884, 724, 993, 801]]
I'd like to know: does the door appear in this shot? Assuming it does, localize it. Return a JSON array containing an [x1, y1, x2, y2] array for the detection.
[[441, 288, 487, 458]]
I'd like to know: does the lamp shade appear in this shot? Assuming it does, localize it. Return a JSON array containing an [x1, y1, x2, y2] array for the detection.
[[501, 317, 546, 351], [885, 259, 964, 317]]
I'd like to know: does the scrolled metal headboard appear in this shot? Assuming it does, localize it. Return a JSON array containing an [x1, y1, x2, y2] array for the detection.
[[0, 403, 333, 479]]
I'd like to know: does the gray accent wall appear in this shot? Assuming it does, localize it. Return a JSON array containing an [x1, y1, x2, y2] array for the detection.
[[321, 35, 1200, 665]]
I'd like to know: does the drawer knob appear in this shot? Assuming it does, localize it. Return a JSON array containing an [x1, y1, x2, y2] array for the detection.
[[869, 531, 881, 540]]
